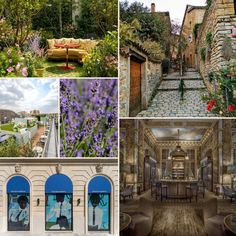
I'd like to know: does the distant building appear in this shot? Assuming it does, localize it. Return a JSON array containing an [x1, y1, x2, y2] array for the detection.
[[180, 5, 206, 68], [18, 111, 28, 117], [0, 109, 19, 124], [30, 110, 40, 115]]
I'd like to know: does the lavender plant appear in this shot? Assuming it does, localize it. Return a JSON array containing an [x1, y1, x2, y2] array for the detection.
[[60, 79, 118, 157]]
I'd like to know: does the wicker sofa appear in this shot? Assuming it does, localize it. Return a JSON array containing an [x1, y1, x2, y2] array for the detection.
[[46, 38, 98, 63]]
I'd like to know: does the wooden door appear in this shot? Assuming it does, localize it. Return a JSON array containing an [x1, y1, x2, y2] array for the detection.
[[129, 60, 141, 116]]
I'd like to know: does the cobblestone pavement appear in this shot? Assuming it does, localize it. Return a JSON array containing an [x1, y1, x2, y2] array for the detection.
[[137, 70, 218, 117]]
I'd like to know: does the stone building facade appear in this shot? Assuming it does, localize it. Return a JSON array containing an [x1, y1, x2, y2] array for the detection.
[[120, 44, 162, 117], [0, 158, 118, 236], [120, 119, 236, 194], [196, 0, 236, 92], [181, 5, 206, 68]]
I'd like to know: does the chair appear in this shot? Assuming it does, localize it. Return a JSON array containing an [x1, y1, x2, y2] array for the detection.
[[125, 197, 154, 236], [155, 182, 168, 201], [203, 198, 230, 236], [186, 182, 198, 202], [197, 180, 205, 199], [222, 186, 236, 202], [120, 185, 134, 201]]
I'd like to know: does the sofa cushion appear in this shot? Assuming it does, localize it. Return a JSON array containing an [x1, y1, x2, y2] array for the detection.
[[47, 39, 55, 49]]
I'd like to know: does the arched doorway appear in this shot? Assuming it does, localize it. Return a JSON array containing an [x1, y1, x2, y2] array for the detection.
[[88, 175, 112, 232], [45, 174, 73, 231], [7, 176, 30, 231]]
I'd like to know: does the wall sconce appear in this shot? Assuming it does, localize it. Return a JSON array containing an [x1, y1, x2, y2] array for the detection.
[[37, 198, 40, 206], [77, 199, 80, 206]]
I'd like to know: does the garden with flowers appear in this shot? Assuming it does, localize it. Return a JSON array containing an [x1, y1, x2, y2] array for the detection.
[[202, 64, 236, 116], [0, 0, 118, 77], [60, 79, 118, 157]]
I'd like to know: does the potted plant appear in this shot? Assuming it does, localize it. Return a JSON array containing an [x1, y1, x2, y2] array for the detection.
[[35, 58, 45, 77]]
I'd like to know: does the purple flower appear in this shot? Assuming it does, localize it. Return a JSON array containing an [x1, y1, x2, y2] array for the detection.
[[22, 67, 27, 77], [7, 67, 14, 73], [60, 79, 118, 157]]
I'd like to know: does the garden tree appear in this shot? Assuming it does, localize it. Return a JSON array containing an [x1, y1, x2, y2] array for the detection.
[[32, 0, 76, 38], [120, 1, 171, 56], [76, 0, 118, 38], [2, 0, 48, 47], [120, 20, 164, 60]]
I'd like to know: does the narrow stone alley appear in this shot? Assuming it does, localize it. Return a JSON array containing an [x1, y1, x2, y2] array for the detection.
[[137, 69, 216, 117]]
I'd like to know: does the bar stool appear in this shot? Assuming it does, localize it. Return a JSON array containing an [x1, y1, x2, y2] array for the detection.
[[155, 182, 168, 201], [186, 182, 198, 202]]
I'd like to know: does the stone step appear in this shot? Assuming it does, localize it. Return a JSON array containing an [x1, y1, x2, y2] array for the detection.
[[157, 80, 205, 90], [163, 77, 202, 81]]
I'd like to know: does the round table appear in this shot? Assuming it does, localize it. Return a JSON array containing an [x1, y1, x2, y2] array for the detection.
[[120, 212, 131, 232], [224, 214, 236, 235], [54, 43, 80, 70]]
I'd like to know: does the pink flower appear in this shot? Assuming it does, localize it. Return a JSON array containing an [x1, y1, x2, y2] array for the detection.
[[7, 67, 14, 73], [22, 67, 27, 77]]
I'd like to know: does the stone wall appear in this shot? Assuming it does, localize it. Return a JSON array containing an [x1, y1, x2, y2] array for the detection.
[[0, 159, 118, 235], [146, 60, 162, 104], [119, 47, 162, 117], [197, 0, 236, 92]]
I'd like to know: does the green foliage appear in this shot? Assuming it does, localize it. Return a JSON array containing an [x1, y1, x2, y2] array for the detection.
[[162, 58, 171, 74], [0, 138, 34, 157], [2, 0, 48, 47], [143, 39, 164, 60], [203, 64, 236, 116], [76, 0, 118, 38], [120, 1, 171, 56], [206, 0, 212, 10], [179, 79, 186, 101], [83, 31, 118, 77], [120, 20, 141, 47], [120, 19, 164, 61], [206, 32, 212, 47], [24, 52, 35, 77], [193, 23, 202, 40], [201, 47, 206, 61], [32, 0, 73, 38], [0, 47, 22, 77]]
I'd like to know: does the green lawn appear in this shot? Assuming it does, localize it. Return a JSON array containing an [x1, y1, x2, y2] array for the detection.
[[0, 123, 14, 132], [37, 60, 86, 77]]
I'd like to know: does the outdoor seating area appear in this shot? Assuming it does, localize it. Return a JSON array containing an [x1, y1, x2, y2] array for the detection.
[[0, 0, 118, 78]]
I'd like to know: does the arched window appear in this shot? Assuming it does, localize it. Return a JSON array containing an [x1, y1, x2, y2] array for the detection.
[[88, 176, 111, 231], [7, 176, 30, 231], [45, 174, 73, 231]]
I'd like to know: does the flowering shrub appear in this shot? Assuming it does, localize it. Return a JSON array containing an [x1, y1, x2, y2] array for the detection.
[[83, 31, 118, 77], [202, 65, 236, 116], [0, 47, 27, 77], [60, 79, 118, 157]]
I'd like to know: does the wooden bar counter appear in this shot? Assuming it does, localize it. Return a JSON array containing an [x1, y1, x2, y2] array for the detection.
[[160, 179, 197, 199]]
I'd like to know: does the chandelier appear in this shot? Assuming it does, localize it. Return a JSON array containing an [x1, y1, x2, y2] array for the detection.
[[168, 129, 188, 159]]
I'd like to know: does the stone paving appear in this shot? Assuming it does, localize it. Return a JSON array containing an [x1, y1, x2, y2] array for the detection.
[[137, 70, 218, 117]]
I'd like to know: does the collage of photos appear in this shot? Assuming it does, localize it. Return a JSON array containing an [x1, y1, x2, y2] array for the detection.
[[0, 0, 236, 236]]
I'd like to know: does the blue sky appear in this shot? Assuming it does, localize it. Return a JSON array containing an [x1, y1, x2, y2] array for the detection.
[[0, 79, 58, 113], [124, 0, 206, 23]]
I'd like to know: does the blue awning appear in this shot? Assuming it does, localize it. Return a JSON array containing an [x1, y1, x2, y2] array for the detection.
[[7, 176, 30, 194], [88, 176, 111, 193], [45, 174, 73, 194]]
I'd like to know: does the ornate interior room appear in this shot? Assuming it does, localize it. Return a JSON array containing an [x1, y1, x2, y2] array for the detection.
[[120, 119, 236, 236]]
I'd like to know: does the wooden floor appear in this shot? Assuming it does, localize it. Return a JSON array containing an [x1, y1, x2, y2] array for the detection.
[[150, 204, 206, 236], [120, 190, 236, 236]]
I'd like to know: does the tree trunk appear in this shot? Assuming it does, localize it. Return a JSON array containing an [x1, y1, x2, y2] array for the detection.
[[59, 0, 62, 38]]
